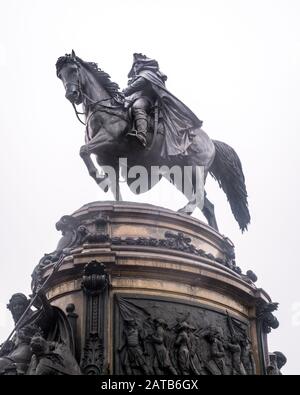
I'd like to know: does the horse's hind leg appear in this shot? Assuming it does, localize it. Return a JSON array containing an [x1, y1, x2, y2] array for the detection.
[[177, 165, 205, 215], [202, 193, 219, 231], [111, 160, 123, 202]]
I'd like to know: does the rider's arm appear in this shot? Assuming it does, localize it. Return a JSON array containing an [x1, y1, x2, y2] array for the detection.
[[123, 77, 148, 96]]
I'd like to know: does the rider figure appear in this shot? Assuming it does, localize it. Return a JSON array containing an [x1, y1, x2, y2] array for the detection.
[[123, 53, 166, 148], [123, 53, 203, 156]]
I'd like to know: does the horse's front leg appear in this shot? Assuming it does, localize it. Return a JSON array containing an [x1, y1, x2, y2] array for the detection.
[[80, 143, 123, 201], [79, 145, 109, 190]]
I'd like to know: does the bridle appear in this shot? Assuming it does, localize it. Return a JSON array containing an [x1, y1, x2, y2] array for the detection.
[[63, 64, 119, 126], [68, 85, 114, 127], [62, 62, 157, 152], [71, 92, 114, 126]]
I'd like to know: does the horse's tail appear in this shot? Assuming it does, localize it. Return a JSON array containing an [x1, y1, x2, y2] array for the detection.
[[209, 140, 250, 231]]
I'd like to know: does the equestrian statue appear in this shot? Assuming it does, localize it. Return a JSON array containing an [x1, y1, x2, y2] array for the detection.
[[56, 51, 250, 232]]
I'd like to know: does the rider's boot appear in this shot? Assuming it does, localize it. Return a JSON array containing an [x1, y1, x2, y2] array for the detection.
[[127, 109, 148, 148]]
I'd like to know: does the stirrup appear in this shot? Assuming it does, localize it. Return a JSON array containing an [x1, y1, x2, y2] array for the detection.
[[126, 130, 147, 147]]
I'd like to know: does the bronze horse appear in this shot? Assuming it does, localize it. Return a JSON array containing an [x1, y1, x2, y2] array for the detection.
[[56, 52, 250, 231]]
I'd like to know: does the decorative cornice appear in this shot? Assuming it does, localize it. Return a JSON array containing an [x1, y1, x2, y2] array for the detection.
[[110, 232, 242, 275], [32, 210, 257, 290]]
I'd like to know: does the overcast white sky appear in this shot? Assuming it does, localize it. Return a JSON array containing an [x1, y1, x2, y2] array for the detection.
[[0, 0, 299, 374]]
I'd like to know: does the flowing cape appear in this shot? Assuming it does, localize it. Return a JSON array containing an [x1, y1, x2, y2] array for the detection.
[[139, 70, 203, 157]]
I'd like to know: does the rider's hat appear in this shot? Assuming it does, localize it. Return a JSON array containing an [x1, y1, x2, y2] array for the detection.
[[128, 53, 161, 79]]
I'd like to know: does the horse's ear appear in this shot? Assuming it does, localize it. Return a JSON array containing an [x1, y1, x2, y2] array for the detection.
[[71, 49, 76, 59]]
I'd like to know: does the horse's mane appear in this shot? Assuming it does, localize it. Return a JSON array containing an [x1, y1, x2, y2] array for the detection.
[[56, 54, 122, 101]]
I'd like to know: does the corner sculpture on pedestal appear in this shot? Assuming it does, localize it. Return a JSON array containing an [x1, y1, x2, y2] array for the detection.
[[0, 52, 286, 375], [0, 291, 81, 375]]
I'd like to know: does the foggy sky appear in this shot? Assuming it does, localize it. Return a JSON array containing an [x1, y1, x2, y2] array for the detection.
[[0, 0, 299, 374]]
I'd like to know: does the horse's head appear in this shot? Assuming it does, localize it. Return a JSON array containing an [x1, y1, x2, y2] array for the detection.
[[56, 50, 83, 105], [56, 50, 123, 109]]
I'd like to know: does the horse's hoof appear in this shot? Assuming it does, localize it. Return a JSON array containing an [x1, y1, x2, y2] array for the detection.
[[177, 207, 193, 216], [95, 174, 108, 184]]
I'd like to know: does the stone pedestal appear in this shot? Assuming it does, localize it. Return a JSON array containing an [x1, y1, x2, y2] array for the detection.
[[34, 201, 277, 375]]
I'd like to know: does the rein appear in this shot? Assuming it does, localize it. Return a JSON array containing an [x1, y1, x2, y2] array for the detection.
[[71, 86, 126, 126], [72, 103, 86, 125], [68, 73, 157, 153]]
